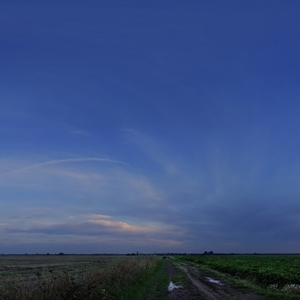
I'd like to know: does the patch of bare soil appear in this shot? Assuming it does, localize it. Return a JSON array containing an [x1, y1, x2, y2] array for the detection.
[[176, 262, 266, 300]]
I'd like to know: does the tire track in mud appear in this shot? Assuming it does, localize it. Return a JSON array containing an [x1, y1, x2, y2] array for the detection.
[[177, 263, 228, 300], [174, 262, 265, 300]]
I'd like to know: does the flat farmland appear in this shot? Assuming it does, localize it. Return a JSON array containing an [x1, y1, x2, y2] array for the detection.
[[0, 254, 161, 300], [2, 254, 300, 299], [0, 255, 114, 282]]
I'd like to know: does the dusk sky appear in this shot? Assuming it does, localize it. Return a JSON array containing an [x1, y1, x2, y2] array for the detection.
[[1, 1, 300, 254]]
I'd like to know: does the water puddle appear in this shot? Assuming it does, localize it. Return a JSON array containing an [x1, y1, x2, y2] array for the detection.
[[168, 281, 182, 291], [206, 277, 224, 286]]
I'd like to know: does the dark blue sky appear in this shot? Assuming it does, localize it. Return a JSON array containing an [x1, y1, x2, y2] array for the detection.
[[1, 1, 300, 254]]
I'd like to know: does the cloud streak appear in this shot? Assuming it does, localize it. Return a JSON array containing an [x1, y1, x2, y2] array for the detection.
[[3, 157, 126, 176], [122, 129, 179, 175], [1, 214, 185, 252]]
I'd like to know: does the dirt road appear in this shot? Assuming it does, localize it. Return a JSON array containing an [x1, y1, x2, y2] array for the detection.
[[167, 261, 265, 300]]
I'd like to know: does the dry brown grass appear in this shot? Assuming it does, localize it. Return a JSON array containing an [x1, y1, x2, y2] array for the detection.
[[0, 255, 159, 300]]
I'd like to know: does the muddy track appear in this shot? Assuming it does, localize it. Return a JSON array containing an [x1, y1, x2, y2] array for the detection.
[[173, 262, 265, 300]]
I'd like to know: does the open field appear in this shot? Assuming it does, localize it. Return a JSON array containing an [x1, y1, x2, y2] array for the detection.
[[0, 255, 114, 282], [0, 254, 162, 300], [1, 254, 300, 299], [177, 254, 300, 299]]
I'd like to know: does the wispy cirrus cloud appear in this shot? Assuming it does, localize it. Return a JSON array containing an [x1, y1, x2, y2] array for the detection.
[[70, 130, 94, 138], [87, 214, 112, 219], [3, 157, 126, 176], [122, 129, 179, 175]]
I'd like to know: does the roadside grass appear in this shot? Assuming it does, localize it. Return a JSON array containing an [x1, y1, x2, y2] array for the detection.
[[169, 259, 201, 299], [168, 258, 190, 287], [168, 256, 202, 299], [125, 258, 169, 300]]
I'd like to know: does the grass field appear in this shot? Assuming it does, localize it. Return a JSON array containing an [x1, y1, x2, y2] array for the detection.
[[0, 254, 164, 300]]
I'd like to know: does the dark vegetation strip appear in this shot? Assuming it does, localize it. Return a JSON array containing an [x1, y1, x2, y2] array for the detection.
[[125, 259, 169, 300]]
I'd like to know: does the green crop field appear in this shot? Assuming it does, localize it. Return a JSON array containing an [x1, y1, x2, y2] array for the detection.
[[179, 254, 300, 298]]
